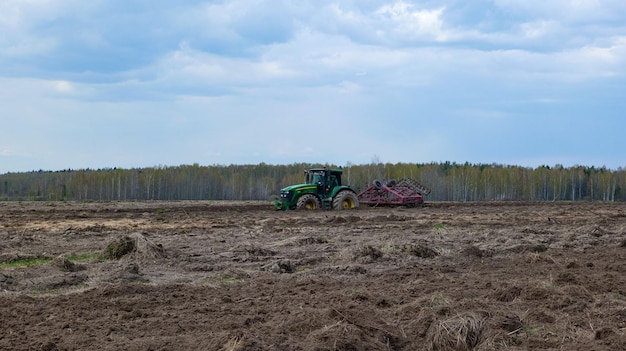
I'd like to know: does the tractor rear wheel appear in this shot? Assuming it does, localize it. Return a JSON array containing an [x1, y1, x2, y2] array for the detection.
[[333, 191, 359, 210], [297, 194, 321, 210]]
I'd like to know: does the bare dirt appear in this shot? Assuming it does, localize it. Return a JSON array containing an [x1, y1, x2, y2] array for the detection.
[[1, 201, 626, 350]]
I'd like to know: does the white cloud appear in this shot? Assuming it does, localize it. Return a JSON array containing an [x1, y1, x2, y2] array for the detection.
[[0, 147, 18, 156], [329, 3, 364, 24], [154, 43, 299, 94], [53, 80, 73, 93], [375, 2, 448, 41], [518, 20, 560, 39], [554, 38, 626, 80]]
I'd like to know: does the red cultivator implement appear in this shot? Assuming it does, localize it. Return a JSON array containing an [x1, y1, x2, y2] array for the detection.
[[357, 178, 431, 206]]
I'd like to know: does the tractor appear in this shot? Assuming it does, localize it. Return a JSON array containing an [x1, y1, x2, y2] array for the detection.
[[274, 167, 359, 210]]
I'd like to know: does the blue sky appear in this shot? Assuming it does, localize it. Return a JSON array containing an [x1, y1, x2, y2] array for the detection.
[[1, 0, 625, 173]]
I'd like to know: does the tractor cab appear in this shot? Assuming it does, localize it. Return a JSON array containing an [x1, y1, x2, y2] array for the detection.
[[305, 168, 341, 195]]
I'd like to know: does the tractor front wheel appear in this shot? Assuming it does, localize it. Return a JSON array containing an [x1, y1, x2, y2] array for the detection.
[[297, 194, 321, 210], [333, 191, 359, 210]]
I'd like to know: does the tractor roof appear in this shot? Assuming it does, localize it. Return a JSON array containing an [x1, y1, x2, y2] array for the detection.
[[309, 168, 343, 173]]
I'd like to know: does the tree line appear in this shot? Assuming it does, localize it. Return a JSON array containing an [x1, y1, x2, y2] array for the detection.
[[0, 162, 624, 202]]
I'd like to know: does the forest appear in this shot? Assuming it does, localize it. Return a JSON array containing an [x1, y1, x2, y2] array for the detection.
[[0, 162, 624, 202]]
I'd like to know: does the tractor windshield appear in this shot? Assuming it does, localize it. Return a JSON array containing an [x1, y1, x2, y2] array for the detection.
[[311, 172, 324, 184]]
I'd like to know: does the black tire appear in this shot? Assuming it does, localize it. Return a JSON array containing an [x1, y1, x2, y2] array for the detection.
[[296, 194, 321, 210], [373, 180, 383, 189], [333, 191, 359, 210]]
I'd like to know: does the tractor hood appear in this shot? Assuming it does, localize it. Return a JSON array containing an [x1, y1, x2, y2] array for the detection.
[[280, 183, 316, 193], [274, 183, 318, 210]]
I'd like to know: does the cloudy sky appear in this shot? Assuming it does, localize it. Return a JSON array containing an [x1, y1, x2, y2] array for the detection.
[[1, 0, 625, 173]]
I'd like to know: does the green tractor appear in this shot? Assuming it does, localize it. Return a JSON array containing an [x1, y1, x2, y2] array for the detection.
[[274, 167, 359, 210]]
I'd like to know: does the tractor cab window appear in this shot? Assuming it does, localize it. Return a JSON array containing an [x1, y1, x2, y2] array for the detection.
[[312, 172, 323, 184], [333, 173, 342, 186], [328, 175, 338, 189]]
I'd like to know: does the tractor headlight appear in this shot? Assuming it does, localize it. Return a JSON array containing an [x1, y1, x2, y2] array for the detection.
[[281, 190, 293, 201]]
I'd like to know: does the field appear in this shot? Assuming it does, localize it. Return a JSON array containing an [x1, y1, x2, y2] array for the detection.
[[1, 201, 626, 350]]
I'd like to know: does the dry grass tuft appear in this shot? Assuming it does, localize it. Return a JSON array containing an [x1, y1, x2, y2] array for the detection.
[[103, 233, 165, 260], [103, 236, 135, 259], [427, 312, 486, 351], [524, 252, 555, 264], [353, 245, 383, 261], [221, 336, 244, 351]]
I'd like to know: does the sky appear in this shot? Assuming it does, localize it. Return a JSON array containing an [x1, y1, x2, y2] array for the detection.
[[1, 0, 625, 173]]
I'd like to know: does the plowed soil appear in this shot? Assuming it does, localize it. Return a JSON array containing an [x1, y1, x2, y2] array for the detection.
[[1, 201, 626, 350]]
